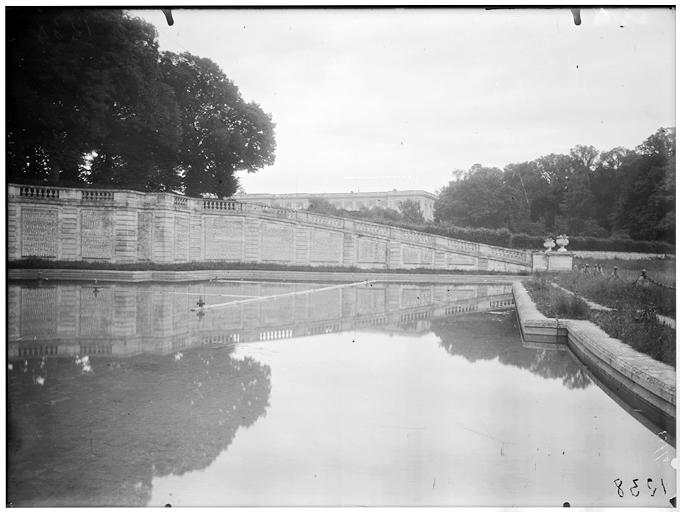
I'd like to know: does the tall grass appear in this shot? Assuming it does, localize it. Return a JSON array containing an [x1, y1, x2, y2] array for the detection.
[[590, 307, 676, 367], [554, 270, 675, 318], [525, 274, 676, 368], [524, 276, 589, 319], [576, 257, 676, 288]]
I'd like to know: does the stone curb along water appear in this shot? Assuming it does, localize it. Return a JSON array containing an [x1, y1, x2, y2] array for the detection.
[[8, 268, 528, 284], [512, 281, 676, 420]]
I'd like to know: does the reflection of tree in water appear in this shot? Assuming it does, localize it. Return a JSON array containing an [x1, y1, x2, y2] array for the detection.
[[431, 313, 591, 390], [7, 346, 271, 506]]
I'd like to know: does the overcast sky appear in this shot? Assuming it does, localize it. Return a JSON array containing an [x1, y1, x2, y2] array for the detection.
[[131, 7, 675, 195]]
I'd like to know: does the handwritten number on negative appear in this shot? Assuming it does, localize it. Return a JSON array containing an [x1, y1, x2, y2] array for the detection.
[[629, 479, 639, 497], [614, 478, 624, 498], [647, 478, 657, 497], [615, 478, 667, 498]]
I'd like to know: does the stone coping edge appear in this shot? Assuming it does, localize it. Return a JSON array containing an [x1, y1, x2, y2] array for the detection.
[[512, 282, 568, 343], [512, 282, 676, 417], [8, 268, 529, 284]]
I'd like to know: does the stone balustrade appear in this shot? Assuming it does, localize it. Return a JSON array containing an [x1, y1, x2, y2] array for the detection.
[[7, 183, 535, 272]]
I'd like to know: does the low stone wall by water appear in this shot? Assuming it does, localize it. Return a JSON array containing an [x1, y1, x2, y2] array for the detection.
[[8, 184, 533, 272], [512, 282, 676, 421]]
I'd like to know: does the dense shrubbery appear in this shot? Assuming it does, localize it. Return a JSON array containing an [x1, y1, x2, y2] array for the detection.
[[337, 212, 675, 253], [307, 199, 673, 253]]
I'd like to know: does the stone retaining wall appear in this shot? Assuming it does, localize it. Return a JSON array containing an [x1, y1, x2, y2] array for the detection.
[[8, 184, 532, 273], [512, 282, 676, 421]]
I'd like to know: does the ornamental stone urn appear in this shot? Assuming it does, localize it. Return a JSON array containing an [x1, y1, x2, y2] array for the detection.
[[556, 234, 569, 252], [543, 237, 555, 253]]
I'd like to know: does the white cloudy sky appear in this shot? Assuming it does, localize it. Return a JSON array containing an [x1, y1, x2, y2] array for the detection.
[[131, 7, 675, 195]]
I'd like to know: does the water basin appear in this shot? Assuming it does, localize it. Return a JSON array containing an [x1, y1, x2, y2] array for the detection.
[[7, 279, 676, 506]]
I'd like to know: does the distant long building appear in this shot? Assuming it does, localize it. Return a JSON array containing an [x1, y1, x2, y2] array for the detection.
[[234, 190, 436, 221]]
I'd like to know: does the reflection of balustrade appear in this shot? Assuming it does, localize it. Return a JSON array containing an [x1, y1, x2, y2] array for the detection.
[[259, 329, 293, 341], [8, 282, 515, 358], [305, 323, 342, 336], [202, 334, 240, 345], [444, 303, 478, 315], [17, 344, 59, 358], [489, 298, 514, 309], [354, 316, 389, 328], [80, 343, 113, 355], [400, 310, 431, 322]]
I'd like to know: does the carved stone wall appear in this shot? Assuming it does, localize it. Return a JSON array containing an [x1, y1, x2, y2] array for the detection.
[[7, 184, 535, 272], [21, 207, 58, 258]]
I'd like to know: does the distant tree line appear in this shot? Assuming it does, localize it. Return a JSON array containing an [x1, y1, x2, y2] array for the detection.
[[435, 128, 675, 243], [7, 8, 276, 198]]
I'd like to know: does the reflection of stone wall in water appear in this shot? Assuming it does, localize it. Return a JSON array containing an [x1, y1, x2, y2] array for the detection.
[[7, 348, 272, 506], [8, 282, 514, 359], [20, 287, 58, 338]]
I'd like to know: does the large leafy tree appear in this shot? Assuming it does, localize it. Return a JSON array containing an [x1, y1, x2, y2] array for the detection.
[[7, 9, 180, 187], [502, 161, 549, 233], [435, 165, 512, 229], [398, 200, 425, 224], [160, 52, 276, 197], [433, 129, 674, 242], [613, 128, 676, 241], [7, 8, 117, 184], [7, 9, 275, 196]]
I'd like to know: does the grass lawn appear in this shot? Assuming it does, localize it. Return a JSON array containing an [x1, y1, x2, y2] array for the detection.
[[524, 276, 675, 367]]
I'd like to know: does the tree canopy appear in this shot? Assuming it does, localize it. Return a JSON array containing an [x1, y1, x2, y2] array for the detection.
[[7, 8, 276, 197], [435, 128, 675, 243]]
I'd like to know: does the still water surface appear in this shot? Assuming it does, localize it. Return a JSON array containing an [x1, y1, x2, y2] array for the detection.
[[7, 280, 676, 506]]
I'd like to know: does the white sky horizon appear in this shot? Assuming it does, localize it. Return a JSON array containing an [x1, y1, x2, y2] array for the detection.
[[131, 7, 675, 195]]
